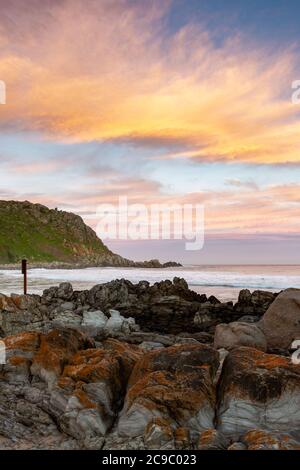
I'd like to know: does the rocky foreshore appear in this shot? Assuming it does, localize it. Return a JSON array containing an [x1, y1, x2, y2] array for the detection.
[[0, 278, 300, 450], [0, 259, 182, 270]]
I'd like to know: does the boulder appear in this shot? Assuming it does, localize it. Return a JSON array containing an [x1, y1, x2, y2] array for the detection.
[[49, 339, 142, 439], [117, 343, 219, 440], [234, 289, 276, 317], [217, 347, 300, 440], [259, 288, 300, 349], [0, 331, 142, 448], [81, 310, 108, 337], [143, 418, 174, 449], [214, 322, 267, 351]]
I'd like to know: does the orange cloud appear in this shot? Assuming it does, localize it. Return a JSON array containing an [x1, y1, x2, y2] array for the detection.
[[0, 0, 300, 165]]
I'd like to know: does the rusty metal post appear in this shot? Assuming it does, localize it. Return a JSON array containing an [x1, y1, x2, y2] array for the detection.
[[21, 259, 27, 295]]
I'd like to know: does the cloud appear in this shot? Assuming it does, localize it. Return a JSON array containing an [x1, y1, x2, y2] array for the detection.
[[0, 0, 300, 164], [225, 178, 258, 190]]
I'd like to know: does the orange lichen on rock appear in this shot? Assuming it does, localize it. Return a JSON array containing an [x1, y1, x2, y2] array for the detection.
[[118, 343, 219, 437], [219, 346, 300, 403], [63, 348, 118, 384], [243, 429, 300, 450], [4, 331, 40, 353], [31, 329, 93, 376], [9, 356, 30, 366], [174, 427, 190, 449], [73, 388, 97, 409]]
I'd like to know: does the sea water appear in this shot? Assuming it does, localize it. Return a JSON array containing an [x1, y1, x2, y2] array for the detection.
[[0, 265, 299, 302]]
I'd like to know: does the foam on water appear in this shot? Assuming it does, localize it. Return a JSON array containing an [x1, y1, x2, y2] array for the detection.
[[0, 265, 299, 301]]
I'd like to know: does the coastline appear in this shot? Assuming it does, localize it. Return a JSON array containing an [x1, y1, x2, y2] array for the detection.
[[0, 260, 182, 270]]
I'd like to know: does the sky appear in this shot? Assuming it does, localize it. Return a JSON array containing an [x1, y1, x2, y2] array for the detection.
[[0, 0, 300, 264]]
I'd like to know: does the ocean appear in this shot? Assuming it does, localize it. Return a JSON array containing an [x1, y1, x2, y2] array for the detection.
[[0, 265, 299, 302]]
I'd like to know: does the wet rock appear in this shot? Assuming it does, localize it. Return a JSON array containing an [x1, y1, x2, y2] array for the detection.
[[217, 347, 300, 439], [214, 322, 267, 351], [260, 288, 300, 349], [118, 343, 219, 440]]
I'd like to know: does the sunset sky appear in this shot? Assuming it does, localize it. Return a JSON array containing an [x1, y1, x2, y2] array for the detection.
[[0, 0, 300, 264]]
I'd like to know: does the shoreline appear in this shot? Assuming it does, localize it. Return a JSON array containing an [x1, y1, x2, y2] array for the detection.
[[0, 261, 182, 270]]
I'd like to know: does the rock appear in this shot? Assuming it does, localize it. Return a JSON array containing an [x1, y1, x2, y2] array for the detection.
[[179, 331, 213, 344], [259, 288, 300, 349], [174, 428, 190, 449], [50, 339, 142, 440], [242, 429, 300, 450], [237, 315, 260, 323], [57, 283, 73, 300], [197, 429, 230, 450], [117, 343, 219, 440], [193, 302, 235, 332], [214, 322, 267, 351], [0, 294, 17, 312], [81, 310, 107, 337], [0, 330, 142, 448], [238, 289, 252, 304], [217, 347, 300, 439], [0, 296, 49, 336], [106, 310, 138, 335], [143, 418, 174, 449], [30, 329, 94, 388], [60, 302, 74, 310], [208, 295, 221, 305], [227, 442, 247, 450], [52, 311, 82, 329], [139, 341, 164, 351], [1, 280, 278, 337], [234, 289, 276, 317]]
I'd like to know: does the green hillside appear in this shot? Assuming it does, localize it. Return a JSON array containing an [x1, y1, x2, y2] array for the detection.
[[0, 200, 115, 264]]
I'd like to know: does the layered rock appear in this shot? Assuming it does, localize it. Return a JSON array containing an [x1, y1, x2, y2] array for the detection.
[[117, 343, 219, 441], [217, 347, 300, 440], [0, 329, 141, 449], [259, 288, 300, 349], [241, 429, 300, 450], [2, 326, 300, 450]]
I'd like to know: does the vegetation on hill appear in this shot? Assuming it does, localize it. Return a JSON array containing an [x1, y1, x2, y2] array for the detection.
[[0, 200, 181, 268]]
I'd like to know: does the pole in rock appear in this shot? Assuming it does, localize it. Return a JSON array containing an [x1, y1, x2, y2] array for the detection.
[[21, 259, 27, 295]]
